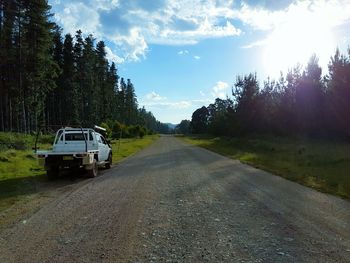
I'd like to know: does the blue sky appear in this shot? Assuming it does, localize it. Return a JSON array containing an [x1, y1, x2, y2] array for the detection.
[[49, 0, 350, 124]]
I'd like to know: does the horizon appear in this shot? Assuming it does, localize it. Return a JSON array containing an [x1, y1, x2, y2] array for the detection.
[[49, 0, 350, 123]]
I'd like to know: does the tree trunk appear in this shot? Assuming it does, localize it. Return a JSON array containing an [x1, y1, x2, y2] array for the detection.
[[9, 98, 12, 131], [0, 96, 4, 132], [22, 100, 26, 134]]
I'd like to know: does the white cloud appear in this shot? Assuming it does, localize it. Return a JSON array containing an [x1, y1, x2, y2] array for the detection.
[[142, 100, 192, 109], [178, 50, 189, 55], [241, 38, 269, 49], [52, 0, 242, 62], [92, 0, 119, 10], [54, 3, 101, 37], [211, 81, 230, 99], [105, 46, 124, 64], [52, 0, 350, 64], [112, 28, 148, 61], [145, 91, 167, 101], [169, 101, 192, 109], [149, 19, 241, 45], [142, 91, 193, 109], [194, 55, 201, 60], [141, 90, 213, 110], [236, 0, 350, 32]]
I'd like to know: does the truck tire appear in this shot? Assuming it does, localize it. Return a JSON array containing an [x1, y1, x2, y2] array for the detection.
[[87, 159, 98, 178], [47, 167, 59, 180], [105, 153, 112, 169]]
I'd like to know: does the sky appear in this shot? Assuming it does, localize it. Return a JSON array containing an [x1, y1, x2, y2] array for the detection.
[[49, 0, 350, 124]]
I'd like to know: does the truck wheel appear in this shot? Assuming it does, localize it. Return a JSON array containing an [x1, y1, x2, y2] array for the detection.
[[47, 167, 59, 180], [87, 159, 98, 178], [105, 153, 112, 169]]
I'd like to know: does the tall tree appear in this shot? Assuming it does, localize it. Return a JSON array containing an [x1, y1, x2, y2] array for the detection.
[[107, 62, 119, 120], [95, 41, 110, 121], [233, 73, 260, 134], [46, 26, 63, 127], [22, 0, 59, 131], [297, 54, 324, 135], [125, 78, 137, 125], [327, 48, 350, 136], [191, 106, 209, 134], [62, 33, 78, 125]]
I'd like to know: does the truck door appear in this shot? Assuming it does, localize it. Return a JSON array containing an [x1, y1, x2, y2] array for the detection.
[[97, 134, 109, 161]]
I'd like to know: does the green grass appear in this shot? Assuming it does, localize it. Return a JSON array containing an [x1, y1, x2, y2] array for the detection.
[[111, 135, 159, 163], [0, 132, 159, 212], [183, 135, 350, 200], [0, 150, 46, 211]]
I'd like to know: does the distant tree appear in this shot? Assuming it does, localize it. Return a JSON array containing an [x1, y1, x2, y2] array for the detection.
[[296, 54, 324, 136], [176, 120, 191, 134], [191, 106, 209, 134], [207, 98, 234, 136], [327, 48, 350, 136], [233, 73, 260, 134]]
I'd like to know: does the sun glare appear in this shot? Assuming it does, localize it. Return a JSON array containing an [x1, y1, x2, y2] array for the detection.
[[263, 5, 336, 77]]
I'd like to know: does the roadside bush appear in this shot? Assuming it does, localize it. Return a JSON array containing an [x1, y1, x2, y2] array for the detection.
[[0, 132, 33, 151], [107, 120, 153, 139], [100, 122, 112, 138], [139, 127, 146, 138], [37, 134, 55, 145], [121, 124, 130, 138], [111, 121, 123, 139], [128, 125, 142, 138]]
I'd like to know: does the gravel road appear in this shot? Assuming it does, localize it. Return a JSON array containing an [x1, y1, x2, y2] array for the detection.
[[0, 135, 349, 263]]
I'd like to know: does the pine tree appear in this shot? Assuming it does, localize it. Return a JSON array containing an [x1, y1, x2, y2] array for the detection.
[[81, 34, 97, 125], [107, 62, 119, 120], [73, 30, 84, 124], [327, 48, 350, 136], [125, 79, 137, 125], [46, 26, 63, 127], [22, 0, 58, 131], [62, 33, 78, 125], [118, 77, 127, 123], [95, 41, 109, 121]]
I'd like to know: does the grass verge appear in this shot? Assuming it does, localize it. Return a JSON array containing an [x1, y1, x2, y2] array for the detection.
[[182, 135, 350, 200], [111, 135, 159, 163], [0, 133, 159, 212]]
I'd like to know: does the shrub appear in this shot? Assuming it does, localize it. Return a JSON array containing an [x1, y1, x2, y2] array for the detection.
[[100, 122, 112, 138], [111, 121, 123, 139]]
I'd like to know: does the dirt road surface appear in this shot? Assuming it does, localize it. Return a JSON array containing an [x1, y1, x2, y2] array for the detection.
[[0, 136, 349, 262]]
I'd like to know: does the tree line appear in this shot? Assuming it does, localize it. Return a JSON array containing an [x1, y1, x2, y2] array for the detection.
[[0, 0, 166, 135], [187, 49, 350, 139]]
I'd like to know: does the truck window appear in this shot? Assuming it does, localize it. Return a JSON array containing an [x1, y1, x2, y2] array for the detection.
[[65, 133, 93, 141], [97, 135, 102, 144], [100, 136, 107, 145]]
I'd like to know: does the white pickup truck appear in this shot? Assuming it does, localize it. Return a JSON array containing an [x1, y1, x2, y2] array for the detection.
[[36, 127, 112, 179]]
